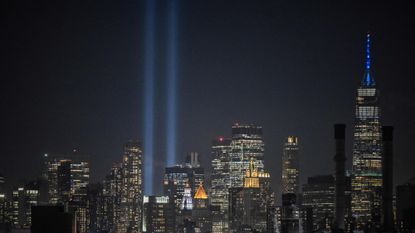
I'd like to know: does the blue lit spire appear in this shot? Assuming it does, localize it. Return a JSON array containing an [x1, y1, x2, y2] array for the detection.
[[362, 32, 375, 87]]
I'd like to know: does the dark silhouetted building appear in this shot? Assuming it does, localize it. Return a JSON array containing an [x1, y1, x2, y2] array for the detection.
[[396, 178, 415, 233], [31, 205, 74, 233]]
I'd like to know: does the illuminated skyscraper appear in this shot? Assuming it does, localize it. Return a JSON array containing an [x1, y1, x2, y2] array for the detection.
[[118, 141, 143, 233], [302, 175, 335, 231], [11, 181, 40, 229], [282, 136, 300, 196], [192, 184, 211, 233], [229, 159, 270, 233], [69, 160, 90, 233], [163, 156, 205, 231], [210, 137, 231, 233], [351, 33, 383, 228], [142, 195, 175, 233], [230, 124, 264, 188], [104, 163, 123, 233]]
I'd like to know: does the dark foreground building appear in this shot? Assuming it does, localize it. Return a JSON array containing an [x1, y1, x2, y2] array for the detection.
[[31, 205, 75, 233], [396, 178, 415, 233]]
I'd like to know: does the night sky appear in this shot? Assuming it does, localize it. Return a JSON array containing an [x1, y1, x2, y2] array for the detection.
[[2, 0, 415, 195]]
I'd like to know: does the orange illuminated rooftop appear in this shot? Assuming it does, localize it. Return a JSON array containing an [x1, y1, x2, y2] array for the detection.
[[194, 183, 208, 199]]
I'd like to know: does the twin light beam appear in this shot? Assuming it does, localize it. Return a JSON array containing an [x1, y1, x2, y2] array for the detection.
[[143, 0, 178, 195]]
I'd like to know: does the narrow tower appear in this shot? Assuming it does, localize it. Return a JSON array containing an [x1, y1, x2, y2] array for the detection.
[[282, 136, 300, 196], [334, 124, 346, 231], [351, 33, 383, 228], [382, 126, 394, 232]]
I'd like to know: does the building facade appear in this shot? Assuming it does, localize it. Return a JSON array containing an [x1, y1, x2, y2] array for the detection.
[[230, 124, 265, 188], [282, 136, 300, 196], [229, 159, 270, 233], [302, 175, 335, 231], [142, 195, 175, 233], [118, 141, 143, 233], [210, 137, 231, 233], [351, 33, 383, 229]]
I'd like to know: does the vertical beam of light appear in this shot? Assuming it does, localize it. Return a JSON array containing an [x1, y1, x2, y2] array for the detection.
[[143, 0, 156, 195], [166, 0, 178, 166]]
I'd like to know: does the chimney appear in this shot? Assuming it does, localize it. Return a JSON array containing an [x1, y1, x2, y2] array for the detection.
[[333, 124, 346, 230], [382, 126, 394, 232]]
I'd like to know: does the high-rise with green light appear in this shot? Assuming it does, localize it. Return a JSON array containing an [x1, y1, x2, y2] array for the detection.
[[351, 33, 383, 229]]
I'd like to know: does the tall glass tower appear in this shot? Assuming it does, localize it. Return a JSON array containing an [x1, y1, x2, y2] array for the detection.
[[282, 136, 300, 196], [351, 33, 382, 228], [229, 124, 265, 188]]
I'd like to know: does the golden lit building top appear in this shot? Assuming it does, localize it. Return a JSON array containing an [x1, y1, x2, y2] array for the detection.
[[244, 158, 264, 188], [194, 183, 208, 199]]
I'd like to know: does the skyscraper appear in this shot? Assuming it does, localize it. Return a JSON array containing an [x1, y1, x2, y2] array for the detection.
[[229, 159, 270, 233], [45, 155, 90, 233], [210, 137, 231, 233], [302, 175, 335, 231], [142, 195, 175, 233], [163, 156, 205, 231], [282, 136, 300, 196], [351, 33, 383, 228], [11, 181, 40, 229], [118, 141, 143, 233], [104, 162, 123, 233], [230, 124, 265, 188]]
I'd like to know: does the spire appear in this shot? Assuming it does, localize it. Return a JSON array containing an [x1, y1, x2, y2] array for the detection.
[[362, 32, 375, 87]]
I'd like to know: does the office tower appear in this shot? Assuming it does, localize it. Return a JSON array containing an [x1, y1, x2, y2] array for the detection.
[[334, 124, 346, 231], [210, 137, 231, 233], [0, 174, 8, 228], [282, 136, 300, 196], [280, 194, 300, 233], [267, 206, 281, 233], [192, 184, 211, 233], [301, 207, 314, 233], [142, 195, 175, 233], [45, 154, 90, 233], [87, 183, 108, 233], [351, 33, 383, 228], [396, 178, 415, 233], [163, 157, 206, 231], [31, 205, 75, 233], [164, 165, 191, 222], [382, 126, 394, 232], [58, 159, 72, 203], [230, 124, 265, 188], [302, 175, 335, 231], [229, 159, 269, 233], [11, 181, 40, 229], [181, 184, 194, 211], [105, 163, 123, 233], [70, 160, 90, 233], [118, 141, 143, 233], [47, 157, 63, 204]]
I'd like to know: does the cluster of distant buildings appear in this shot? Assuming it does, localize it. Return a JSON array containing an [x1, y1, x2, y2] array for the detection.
[[1, 34, 415, 233]]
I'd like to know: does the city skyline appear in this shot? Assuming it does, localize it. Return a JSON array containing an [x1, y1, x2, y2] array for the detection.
[[2, 0, 415, 198]]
